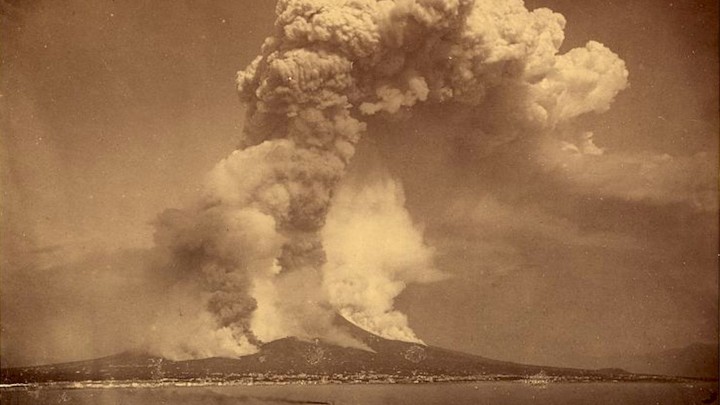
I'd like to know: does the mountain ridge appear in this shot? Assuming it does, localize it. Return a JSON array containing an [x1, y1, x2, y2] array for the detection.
[[1, 317, 711, 384]]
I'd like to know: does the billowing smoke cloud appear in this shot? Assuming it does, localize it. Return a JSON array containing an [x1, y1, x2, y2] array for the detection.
[[322, 149, 445, 343], [538, 132, 717, 211], [152, 0, 629, 357]]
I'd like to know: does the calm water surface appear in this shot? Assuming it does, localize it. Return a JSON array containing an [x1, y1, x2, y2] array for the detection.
[[2, 382, 717, 405]]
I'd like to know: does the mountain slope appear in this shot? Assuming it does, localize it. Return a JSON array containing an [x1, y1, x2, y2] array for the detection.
[[1, 317, 637, 384]]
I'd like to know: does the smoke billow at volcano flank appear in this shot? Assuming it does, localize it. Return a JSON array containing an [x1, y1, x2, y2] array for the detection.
[[145, 0, 635, 360]]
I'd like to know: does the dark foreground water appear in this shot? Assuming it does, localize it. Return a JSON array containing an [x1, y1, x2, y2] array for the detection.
[[1, 382, 718, 405]]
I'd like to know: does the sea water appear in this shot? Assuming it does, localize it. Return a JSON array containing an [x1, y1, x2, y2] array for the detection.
[[1, 381, 717, 405]]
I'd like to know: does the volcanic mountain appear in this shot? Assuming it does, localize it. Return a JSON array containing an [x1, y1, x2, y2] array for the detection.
[[1, 317, 643, 384]]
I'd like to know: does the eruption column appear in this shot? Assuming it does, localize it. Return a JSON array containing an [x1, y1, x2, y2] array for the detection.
[[155, 0, 627, 357]]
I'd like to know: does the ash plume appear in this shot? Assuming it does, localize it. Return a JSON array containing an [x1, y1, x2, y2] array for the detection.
[[153, 0, 628, 357]]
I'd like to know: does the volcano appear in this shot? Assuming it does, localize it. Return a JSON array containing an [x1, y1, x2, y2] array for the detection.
[[1, 317, 646, 385]]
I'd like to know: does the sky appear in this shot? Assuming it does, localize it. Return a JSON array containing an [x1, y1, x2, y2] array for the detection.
[[1, 0, 717, 369]]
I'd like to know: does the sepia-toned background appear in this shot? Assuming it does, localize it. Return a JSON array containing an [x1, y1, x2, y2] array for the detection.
[[1, 0, 717, 374]]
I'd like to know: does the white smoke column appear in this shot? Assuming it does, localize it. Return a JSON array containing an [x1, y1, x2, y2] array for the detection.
[[227, 0, 478, 345], [153, 0, 628, 356], [322, 157, 445, 342]]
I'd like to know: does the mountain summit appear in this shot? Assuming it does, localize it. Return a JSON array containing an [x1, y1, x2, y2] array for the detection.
[[1, 317, 682, 384]]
